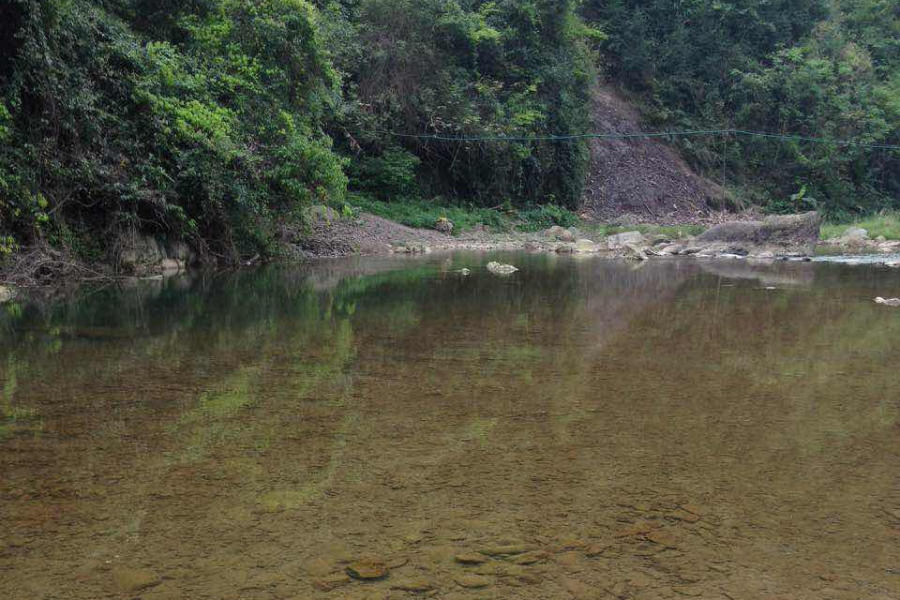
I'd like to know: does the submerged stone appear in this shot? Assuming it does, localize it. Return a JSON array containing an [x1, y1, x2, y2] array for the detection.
[[391, 577, 435, 592], [111, 568, 161, 593], [454, 574, 491, 588], [486, 262, 519, 275], [454, 553, 488, 565], [346, 559, 389, 580]]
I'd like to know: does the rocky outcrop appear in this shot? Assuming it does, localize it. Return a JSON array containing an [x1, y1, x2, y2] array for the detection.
[[606, 231, 647, 250], [695, 212, 821, 252], [114, 232, 198, 275]]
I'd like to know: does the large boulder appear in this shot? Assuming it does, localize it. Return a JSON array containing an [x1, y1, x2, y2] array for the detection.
[[546, 226, 575, 242], [115, 232, 197, 274], [606, 231, 647, 250], [837, 227, 869, 246], [487, 261, 519, 275], [574, 239, 599, 253], [117, 233, 165, 273], [696, 212, 821, 253]]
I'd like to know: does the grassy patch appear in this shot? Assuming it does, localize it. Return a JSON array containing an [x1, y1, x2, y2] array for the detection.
[[348, 194, 580, 234], [580, 223, 706, 239], [821, 212, 900, 241], [348, 194, 707, 239]]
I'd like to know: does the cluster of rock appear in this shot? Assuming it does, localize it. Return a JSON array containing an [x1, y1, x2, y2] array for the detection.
[[821, 226, 900, 253], [544, 212, 823, 261], [875, 297, 900, 307], [547, 226, 649, 260]]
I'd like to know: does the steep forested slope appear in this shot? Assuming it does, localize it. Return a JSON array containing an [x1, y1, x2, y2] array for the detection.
[[584, 0, 900, 218], [0, 0, 596, 263], [0, 0, 898, 268]]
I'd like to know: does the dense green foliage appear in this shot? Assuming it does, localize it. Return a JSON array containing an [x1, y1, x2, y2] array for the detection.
[[325, 0, 597, 209], [0, 0, 350, 259], [2, 0, 899, 263], [0, 0, 596, 260], [586, 0, 900, 219]]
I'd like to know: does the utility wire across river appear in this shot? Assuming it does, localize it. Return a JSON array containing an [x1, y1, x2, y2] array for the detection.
[[369, 128, 900, 151]]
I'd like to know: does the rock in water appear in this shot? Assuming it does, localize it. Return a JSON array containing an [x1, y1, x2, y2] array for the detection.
[[875, 297, 900, 307], [454, 553, 488, 565], [391, 577, 435, 592], [111, 568, 162, 593], [486, 262, 519, 275], [346, 559, 389, 580], [696, 212, 821, 253], [622, 243, 648, 261], [454, 574, 492, 589]]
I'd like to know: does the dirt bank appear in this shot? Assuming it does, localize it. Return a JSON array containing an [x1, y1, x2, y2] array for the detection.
[[581, 87, 730, 225]]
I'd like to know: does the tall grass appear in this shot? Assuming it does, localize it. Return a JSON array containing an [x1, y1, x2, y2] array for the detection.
[[821, 212, 900, 240]]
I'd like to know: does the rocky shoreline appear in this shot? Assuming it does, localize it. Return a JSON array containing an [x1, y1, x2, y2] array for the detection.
[[3, 211, 900, 304]]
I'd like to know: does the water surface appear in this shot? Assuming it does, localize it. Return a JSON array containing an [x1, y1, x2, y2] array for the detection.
[[1, 254, 899, 600]]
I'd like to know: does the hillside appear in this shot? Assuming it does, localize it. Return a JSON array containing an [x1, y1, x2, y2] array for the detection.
[[581, 88, 726, 224]]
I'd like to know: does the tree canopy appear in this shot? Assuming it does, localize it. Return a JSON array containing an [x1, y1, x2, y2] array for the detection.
[[0, 0, 898, 260]]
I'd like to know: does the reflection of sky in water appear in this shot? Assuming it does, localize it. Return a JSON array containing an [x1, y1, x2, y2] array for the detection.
[[1, 254, 899, 600]]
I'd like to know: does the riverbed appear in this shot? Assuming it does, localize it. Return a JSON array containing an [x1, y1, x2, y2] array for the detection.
[[1, 253, 898, 600]]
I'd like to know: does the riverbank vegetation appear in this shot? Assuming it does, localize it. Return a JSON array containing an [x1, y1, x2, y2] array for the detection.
[[821, 211, 900, 240], [1, 0, 898, 265]]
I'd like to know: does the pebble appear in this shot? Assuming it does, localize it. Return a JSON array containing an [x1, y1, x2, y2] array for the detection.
[[584, 543, 612, 557], [454, 574, 492, 588], [111, 568, 162, 593], [346, 559, 389, 580], [560, 576, 594, 599], [673, 586, 703, 597], [304, 557, 336, 577], [518, 572, 543, 585], [479, 543, 534, 556], [616, 521, 658, 537], [454, 552, 488, 565], [313, 573, 351, 591], [669, 509, 701, 523], [680, 503, 704, 514], [645, 529, 678, 548], [391, 577, 435, 592], [512, 550, 548, 565]]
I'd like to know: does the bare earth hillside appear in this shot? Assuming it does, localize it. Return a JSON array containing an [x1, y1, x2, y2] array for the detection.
[[581, 87, 728, 224]]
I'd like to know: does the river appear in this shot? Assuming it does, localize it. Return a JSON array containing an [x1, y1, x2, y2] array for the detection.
[[1, 253, 898, 600]]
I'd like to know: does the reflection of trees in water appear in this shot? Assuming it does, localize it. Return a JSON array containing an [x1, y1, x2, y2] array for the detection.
[[1, 256, 899, 595]]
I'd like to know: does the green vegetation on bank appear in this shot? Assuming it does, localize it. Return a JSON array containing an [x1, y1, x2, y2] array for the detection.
[[587, 0, 900, 220], [0, 0, 898, 265], [0, 0, 596, 262], [821, 212, 900, 240], [351, 195, 580, 234]]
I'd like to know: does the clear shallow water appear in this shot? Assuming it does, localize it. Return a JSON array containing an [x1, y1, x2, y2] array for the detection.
[[1, 254, 899, 600]]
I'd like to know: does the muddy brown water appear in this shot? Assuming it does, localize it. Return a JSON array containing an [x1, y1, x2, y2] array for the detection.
[[1, 253, 899, 600]]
